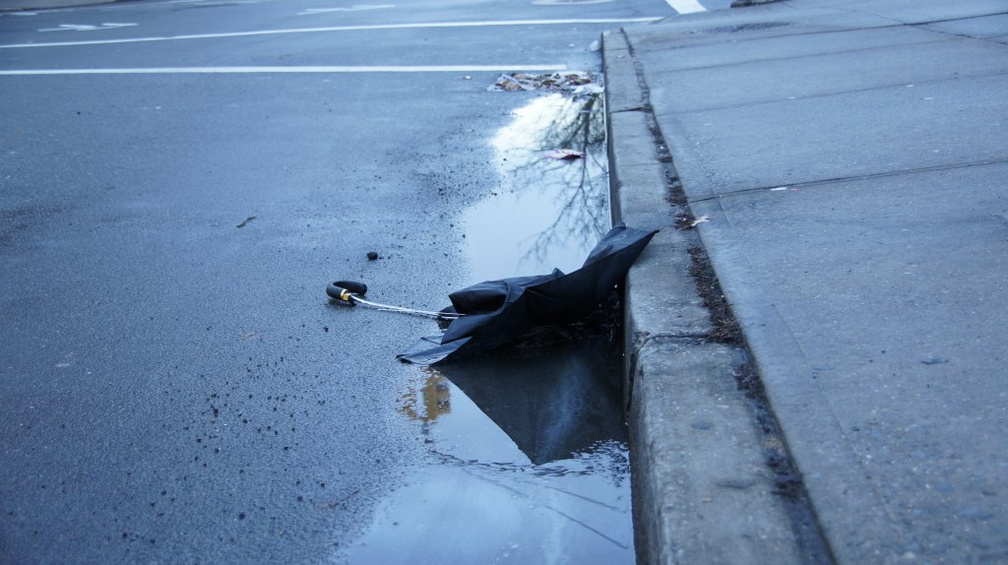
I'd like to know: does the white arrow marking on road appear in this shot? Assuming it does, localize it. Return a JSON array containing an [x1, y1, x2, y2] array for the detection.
[[299, 5, 395, 15], [665, 0, 706, 14], [0, 65, 569, 75], [38, 23, 138, 33], [3, 18, 660, 49]]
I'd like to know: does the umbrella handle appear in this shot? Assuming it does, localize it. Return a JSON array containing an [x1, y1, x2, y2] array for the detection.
[[334, 280, 368, 295], [327, 281, 367, 305], [325, 280, 462, 320]]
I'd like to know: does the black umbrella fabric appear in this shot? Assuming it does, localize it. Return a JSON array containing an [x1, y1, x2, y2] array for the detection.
[[398, 224, 658, 365]]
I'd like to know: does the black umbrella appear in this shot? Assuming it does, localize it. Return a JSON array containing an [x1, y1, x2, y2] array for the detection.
[[397, 223, 658, 365]]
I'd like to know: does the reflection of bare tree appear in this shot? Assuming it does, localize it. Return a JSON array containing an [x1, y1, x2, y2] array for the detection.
[[494, 92, 609, 267]]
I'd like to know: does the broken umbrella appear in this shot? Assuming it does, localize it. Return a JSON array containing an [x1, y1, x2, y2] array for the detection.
[[395, 223, 657, 365]]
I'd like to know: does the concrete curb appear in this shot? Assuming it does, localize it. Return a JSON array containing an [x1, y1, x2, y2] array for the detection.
[[603, 28, 821, 564]]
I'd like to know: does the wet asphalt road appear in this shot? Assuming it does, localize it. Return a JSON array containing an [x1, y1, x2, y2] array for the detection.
[[1, 0, 693, 561]]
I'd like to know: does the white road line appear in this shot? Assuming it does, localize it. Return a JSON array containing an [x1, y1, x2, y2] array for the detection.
[[148, 0, 266, 5], [533, 0, 616, 4], [299, 5, 395, 16], [0, 17, 661, 49], [0, 65, 569, 76], [38, 22, 138, 32], [39, 24, 99, 32], [665, 0, 706, 14]]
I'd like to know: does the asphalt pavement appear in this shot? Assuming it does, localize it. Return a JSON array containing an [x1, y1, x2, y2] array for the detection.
[[606, 0, 1008, 563], [0, 0, 658, 562]]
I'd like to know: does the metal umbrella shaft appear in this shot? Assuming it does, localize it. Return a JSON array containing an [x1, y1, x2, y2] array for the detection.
[[327, 282, 463, 320]]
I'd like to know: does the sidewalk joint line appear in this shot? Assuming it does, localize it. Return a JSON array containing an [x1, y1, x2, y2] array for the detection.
[[687, 157, 1008, 203], [659, 66, 1008, 114], [648, 11, 1008, 63]]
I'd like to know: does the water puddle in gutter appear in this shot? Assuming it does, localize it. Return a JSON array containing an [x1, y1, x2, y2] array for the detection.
[[343, 87, 633, 563], [464, 90, 610, 280]]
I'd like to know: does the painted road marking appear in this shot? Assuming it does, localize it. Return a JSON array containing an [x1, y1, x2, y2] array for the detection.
[[299, 5, 395, 16], [145, 0, 267, 5], [0, 17, 662, 49], [0, 64, 569, 76], [532, 0, 616, 4], [40, 25, 100, 32], [38, 23, 138, 32], [665, 0, 706, 14]]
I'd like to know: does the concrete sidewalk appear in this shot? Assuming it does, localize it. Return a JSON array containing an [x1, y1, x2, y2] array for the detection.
[[605, 0, 1008, 563]]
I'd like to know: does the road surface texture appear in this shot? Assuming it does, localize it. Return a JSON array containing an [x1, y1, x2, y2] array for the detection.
[[0, 0, 719, 562]]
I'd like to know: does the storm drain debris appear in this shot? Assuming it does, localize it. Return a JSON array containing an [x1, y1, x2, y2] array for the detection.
[[489, 71, 600, 92]]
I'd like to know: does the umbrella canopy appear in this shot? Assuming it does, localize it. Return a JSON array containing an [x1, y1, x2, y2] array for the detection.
[[398, 223, 658, 365]]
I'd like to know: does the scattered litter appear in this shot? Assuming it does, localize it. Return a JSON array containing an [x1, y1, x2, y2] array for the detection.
[[491, 74, 531, 92], [489, 71, 598, 92], [542, 148, 585, 161], [676, 213, 711, 230], [366, 251, 379, 261], [570, 83, 604, 98], [769, 186, 788, 192], [690, 215, 711, 227]]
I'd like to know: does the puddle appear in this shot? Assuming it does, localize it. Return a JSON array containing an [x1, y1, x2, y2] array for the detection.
[[462, 90, 609, 280], [342, 88, 633, 563], [348, 342, 632, 564]]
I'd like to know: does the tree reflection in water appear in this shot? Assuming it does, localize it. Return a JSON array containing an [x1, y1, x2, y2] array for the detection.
[[485, 89, 609, 273]]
